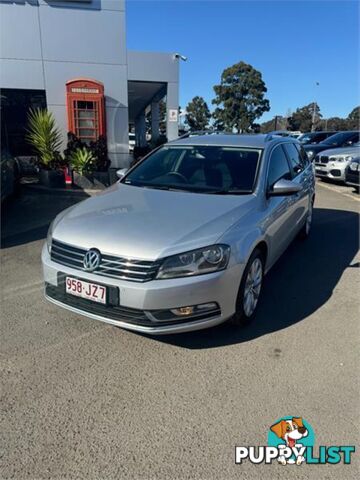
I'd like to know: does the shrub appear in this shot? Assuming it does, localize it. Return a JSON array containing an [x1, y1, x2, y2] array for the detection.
[[64, 133, 110, 172], [26, 109, 63, 170], [89, 136, 110, 172], [70, 147, 96, 176]]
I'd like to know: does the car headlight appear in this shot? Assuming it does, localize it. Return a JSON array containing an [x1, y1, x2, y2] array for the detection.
[[307, 150, 315, 160], [156, 244, 230, 279], [330, 156, 345, 163], [46, 220, 54, 253]]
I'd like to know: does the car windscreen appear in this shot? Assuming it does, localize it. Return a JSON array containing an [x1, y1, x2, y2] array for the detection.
[[298, 134, 314, 144], [123, 145, 262, 194]]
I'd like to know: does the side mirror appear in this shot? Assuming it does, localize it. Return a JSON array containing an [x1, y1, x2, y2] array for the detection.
[[268, 179, 303, 197], [116, 168, 128, 180]]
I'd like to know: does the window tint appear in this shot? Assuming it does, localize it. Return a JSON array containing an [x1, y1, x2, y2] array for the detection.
[[283, 143, 304, 175], [295, 144, 309, 167], [344, 133, 360, 145], [125, 146, 261, 193], [267, 145, 292, 189]]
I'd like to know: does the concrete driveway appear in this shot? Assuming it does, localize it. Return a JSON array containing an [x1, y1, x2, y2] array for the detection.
[[1, 183, 359, 479]]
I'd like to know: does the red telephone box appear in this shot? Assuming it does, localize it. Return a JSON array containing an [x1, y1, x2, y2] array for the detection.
[[66, 78, 106, 143]]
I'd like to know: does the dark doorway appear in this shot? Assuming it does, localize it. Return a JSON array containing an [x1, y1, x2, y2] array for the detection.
[[1, 88, 47, 156]]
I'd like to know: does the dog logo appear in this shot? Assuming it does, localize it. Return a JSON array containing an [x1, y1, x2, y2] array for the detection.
[[235, 417, 354, 466], [268, 416, 314, 465]]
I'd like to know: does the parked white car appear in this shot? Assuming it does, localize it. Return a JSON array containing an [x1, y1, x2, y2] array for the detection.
[[314, 144, 360, 182]]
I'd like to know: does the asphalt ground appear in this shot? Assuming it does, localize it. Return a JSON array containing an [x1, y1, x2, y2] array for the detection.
[[1, 181, 359, 479]]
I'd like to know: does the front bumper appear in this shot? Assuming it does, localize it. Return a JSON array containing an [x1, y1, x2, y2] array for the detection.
[[345, 172, 360, 188], [42, 244, 242, 334], [315, 163, 347, 181]]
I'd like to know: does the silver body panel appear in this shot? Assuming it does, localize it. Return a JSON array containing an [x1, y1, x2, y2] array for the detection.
[[42, 135, 315, 334]]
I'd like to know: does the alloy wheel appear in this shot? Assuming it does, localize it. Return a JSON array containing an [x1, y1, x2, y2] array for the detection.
[[243, 257, 263, 317]]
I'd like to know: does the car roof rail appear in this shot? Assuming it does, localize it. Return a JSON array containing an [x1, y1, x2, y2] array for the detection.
[[178, 129, 235, 139], [265, 134, 276, 142]]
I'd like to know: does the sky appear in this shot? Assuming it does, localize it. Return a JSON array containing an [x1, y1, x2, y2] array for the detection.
[[126, 0, 359, 123]]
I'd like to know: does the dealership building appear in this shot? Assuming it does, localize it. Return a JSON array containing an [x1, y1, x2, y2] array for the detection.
[[0, 0, 180, 167]]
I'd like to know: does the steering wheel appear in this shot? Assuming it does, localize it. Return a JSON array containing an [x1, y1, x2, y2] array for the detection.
[[167, 172, 188, 183]]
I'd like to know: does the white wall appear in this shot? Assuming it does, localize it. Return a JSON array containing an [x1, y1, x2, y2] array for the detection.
[[0, 0, 130, 167]]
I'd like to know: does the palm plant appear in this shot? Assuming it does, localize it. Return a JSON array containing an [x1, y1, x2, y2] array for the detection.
[[26, 109, 63, 169], [70, 147, 96, 176]]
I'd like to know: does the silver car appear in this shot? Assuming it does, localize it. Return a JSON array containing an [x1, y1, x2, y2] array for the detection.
[[42, 135, 315, 334], [314, 144, 360, 182]]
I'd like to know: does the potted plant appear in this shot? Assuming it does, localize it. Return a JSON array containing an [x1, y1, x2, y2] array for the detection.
[[26, 108, 65, 188], [70, 147, 97, 189], [65, 133, 111, 188]]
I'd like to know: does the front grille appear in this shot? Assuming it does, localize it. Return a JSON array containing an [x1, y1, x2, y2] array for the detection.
[[51, 239, 160, 282], [318, 155, 329, 164]]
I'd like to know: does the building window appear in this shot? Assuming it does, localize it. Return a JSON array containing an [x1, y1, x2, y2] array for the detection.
[[1, 89, 47, 156]]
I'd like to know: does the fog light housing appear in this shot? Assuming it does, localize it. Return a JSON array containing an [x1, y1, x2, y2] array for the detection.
[[170, 302, 218, 317], [148, 302, 220, 322], [171, 306, 195, 316]]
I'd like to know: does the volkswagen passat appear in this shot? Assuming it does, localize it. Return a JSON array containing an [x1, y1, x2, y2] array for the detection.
[[42, 135, 315, 334]]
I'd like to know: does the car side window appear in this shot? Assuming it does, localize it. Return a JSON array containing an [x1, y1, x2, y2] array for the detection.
[[345, 133, 360, 145], [295, 143, 309, 167], [283, 143, 304, 176], [267, 145, 292, 189]]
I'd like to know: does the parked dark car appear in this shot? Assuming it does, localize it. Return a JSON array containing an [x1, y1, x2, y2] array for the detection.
[[303, 131, 360, 161], [345, 158, 360, 191], [1, 149, 20, 203], [298, 131, 336, 145]]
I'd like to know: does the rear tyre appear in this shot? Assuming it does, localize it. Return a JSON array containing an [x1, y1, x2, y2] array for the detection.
[[229, 249, 264, 327]]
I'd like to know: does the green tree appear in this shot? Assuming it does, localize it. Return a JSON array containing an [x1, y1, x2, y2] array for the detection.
[[287, 103, 322, 132], [212, 61, 270, 132], [347, 106, 360, 129], [185, 96, 211, 131], [260, 116, 288, 133], [318, 117, 349, 131]]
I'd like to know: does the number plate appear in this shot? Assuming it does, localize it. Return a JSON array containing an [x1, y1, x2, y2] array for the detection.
[[65, 277, 107, 304]]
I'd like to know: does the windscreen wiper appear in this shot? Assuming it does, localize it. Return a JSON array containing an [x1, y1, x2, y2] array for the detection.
[[209, 189, 253, 195]]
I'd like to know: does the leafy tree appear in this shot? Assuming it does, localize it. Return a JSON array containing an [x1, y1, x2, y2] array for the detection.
[[185, 96, 211, 131], [287, 103, 322, 132], [212, 61, 270, 132], [260, 116, 288, 133], [318, 117, 349, 131], [347, 106, 360, 129]]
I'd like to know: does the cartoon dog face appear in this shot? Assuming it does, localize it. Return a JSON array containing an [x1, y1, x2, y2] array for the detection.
[[270, 417, 308, 448]]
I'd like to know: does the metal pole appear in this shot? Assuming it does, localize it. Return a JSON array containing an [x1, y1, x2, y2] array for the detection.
[[311, 82, 319, 132]]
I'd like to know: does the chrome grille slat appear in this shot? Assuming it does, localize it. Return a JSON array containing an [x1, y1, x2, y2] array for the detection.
[[51, 250, 84, 263], [101, 259, 157, 269], [52, 244, 85, 257], [51, 239, 158, 282], [99, 266, 157, 275]]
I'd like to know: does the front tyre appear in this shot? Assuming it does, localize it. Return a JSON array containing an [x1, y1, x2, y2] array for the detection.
[[230, 249, 264, 327], [299, 197, 314, 239]]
